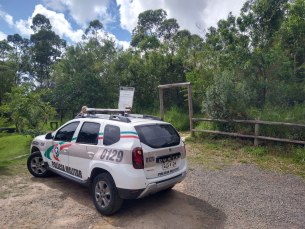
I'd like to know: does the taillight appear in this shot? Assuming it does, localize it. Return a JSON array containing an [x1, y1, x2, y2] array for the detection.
[[183, 143, 186, 158], [132, 147, 144, 169]]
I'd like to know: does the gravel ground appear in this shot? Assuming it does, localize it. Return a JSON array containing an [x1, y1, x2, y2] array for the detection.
[[185, 164, 305, 229], [1, 163, 305, 228]]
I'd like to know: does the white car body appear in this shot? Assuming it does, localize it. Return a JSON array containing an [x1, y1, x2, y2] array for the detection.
[[29, 112, 187, 201]]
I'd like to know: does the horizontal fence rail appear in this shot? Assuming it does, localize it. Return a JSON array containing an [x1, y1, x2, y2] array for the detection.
[[192, 118, 305, 145]]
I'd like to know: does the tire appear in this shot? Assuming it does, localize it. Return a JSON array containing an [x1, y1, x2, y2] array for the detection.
[[27, 152, 51, 178], [91, 173, 123, 215]]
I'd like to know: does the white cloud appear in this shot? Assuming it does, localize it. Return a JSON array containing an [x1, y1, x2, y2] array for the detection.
[[43, 0, 114, 28], [15, 19, 33, 36], [117, 0, 247, 35], [0, 9, 14, 27], [94, 30, 130, 50], [14, 4, 129, 48], [15, 4, 84, 43], [4, 14, 13, 26], [117, 40, 130, 50], [0, 31, 7, 40], [43, 0, 66, 12]]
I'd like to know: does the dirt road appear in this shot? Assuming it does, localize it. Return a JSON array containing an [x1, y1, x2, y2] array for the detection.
[[0, 162, 304, 228], [0, 173, 225, 229]]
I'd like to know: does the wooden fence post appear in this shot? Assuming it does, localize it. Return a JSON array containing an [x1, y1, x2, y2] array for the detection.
[[187, 84, 194, 137], [159, 88, 164, 121], [254, 117, 260, 146]]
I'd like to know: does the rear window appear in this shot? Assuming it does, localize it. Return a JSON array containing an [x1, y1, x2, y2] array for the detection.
[[135, 124, 180, 148]]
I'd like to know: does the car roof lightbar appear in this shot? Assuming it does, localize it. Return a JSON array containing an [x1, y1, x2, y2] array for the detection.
[[86, 108, 130, 115]]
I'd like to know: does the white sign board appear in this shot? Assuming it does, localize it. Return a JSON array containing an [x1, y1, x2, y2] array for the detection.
[[118, 87, 135, 109]]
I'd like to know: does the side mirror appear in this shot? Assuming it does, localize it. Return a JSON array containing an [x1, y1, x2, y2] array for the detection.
[[45, 133, 53, 140]]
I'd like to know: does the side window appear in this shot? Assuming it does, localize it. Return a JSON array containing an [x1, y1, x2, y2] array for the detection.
[[54, 122, 80, 142], [76, 122, 100, 145], [103, 125, 120, 146]]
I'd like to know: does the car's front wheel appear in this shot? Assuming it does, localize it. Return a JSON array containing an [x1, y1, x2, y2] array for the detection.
[[91, 173, 123, 215], [27, 151, 51, 178]]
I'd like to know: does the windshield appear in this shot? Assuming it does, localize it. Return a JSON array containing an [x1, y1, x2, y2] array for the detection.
[[135, 124, 180, 148]]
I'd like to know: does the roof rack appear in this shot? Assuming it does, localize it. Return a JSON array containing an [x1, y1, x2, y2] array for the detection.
[[110, 115, 131, 123], [74, 108, 161, 122], [125, 114, 162, 121], [74, 112, 131, 123]]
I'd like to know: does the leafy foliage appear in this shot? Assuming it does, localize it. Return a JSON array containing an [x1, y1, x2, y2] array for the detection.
[[202, 71, 252, 119], [2, 1, 305, 141], [0, 84, 56, 137]]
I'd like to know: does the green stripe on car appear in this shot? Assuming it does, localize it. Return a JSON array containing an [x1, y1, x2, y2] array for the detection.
[[120, 131, 138, 135]]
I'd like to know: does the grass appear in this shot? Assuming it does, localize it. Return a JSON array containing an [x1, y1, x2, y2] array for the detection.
[[0, 134, 32, 177], [185, 133, 305, 179], [0, 134, 32, 161]]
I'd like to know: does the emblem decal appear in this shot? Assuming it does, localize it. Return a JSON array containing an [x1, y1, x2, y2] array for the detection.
[[53, 143, 60, 161], [44, 142, 71, 161]]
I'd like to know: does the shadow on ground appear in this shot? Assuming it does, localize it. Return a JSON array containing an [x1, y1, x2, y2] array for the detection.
[[108, 189, 226, 229], [37, 175, 226, 229]]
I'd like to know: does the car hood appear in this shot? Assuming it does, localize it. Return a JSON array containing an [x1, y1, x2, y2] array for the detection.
[[34, 134, 48, 141]]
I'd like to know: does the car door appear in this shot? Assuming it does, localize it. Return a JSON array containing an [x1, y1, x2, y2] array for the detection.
[[46, 121, 80, 173], [68, 121, 103, 180]]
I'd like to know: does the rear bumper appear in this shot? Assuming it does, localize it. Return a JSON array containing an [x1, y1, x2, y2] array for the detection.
[[137, 171, 187, 199]]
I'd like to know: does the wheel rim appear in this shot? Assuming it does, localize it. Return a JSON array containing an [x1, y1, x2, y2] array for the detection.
[[30, 156, 46, 175], [95, 181, 111, 208]]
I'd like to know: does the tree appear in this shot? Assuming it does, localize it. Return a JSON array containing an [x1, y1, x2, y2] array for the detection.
[[281, 0, 305, 76], [51, 37, 118, 112], [0, 40, 12, 62], [7, 34, 29, 83], [30, 14, 66, 87], [1, 83, 56, 135], [84, 20, 104, 47], [0, 65, 16, 105], [158, 18, 180, 41], [30, 14, 52, 32], [132, 9, 167, 36]]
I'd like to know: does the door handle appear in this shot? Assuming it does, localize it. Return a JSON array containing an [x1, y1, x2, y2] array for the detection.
[[64, 148, 69, 153], [87, 152, 94, 158]]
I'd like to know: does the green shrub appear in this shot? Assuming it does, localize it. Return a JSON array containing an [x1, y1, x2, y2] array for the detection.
[[291, 147, 305, 163], [163, 107, 190, 131], [139, 107, 190, 131], [0, 84, 56, 137], [249, 104, 305, 140], [244, 146, 267, 156], [202, 70, 253, 120]]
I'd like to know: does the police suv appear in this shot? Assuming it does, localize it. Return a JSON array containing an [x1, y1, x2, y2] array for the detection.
[[27, 108, 187, 215]]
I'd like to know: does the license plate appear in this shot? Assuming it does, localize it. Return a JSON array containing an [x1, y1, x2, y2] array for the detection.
[[163, 160, 177, 170]]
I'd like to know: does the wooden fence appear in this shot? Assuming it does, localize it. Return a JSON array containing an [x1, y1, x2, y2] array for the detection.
[[191, 118, 305, 146], [159, 82, 194, 135]]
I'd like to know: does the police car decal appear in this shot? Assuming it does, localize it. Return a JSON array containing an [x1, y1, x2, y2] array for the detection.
[[121, 131, 139, 139], [44, 142, 72, 161], [98, 133, 103, 140]]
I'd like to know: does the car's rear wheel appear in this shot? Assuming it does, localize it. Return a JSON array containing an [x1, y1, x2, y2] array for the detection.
[[27, 151, 51, 177], [91, 173, 123, 215]]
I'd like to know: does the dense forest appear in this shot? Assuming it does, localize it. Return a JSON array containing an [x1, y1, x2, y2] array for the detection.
[[1, 0, 305, 138]]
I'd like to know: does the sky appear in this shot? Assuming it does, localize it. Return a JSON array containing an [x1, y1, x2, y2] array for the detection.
[[0, 0, 247, 49]]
